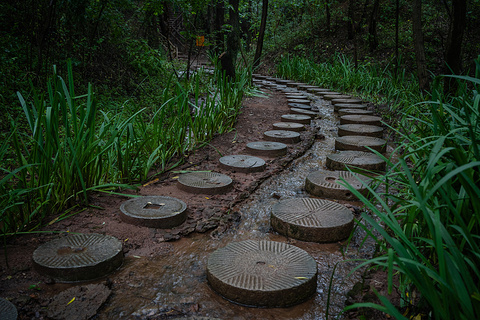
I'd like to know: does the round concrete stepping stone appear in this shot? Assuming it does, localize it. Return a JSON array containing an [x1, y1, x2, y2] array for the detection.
[[338, 108, 374, 116], [287, 98, 310, 105], [290, 108, 319, 117], [340, 115, 383, 126], [338, 124, 383, 138], [273, 122, 305, 132], [177, 172, 233, 194], [305, 170, 371, 200], [286, 82, 304, 88], [0, 298, 17, 320], [331, 98, 362, 105], [326, 151, 386, 171], [271, 198, 354, 243], [276, 79, 290, 85], [335, 136, 387, 153], [119, 196, 187, 228], [288, 103, 311, 110], [33, 233, 123, 282], [207, 240, 317, 307], [298, 84, 317, 90], [285, 94, 308, 100], [334, 104, 367, 112], [324, 94, 350, 100], [281, 114, 311, 124], [263, 130, 301, 144], [219, 155, 266, 173], [246, 141, 287, 157], [307, 88, 331, 95]]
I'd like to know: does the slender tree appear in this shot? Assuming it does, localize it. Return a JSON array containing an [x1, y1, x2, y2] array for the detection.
[[219, 0, 240, 78], [253, 0, 268, 70], [412, 0, 429, 92]]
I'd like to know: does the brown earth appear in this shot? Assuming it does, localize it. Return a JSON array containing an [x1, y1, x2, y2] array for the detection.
[[0, 88, 321, 319], [0, 84, 399, 319]]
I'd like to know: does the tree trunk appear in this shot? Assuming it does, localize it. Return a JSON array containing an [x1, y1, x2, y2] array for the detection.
[[253, 0, 268, 70], [325, 0, 331, 33], [412, 0, 429, 93], [214, 0, 225, 55], [444, 0, 467, 93], [347, 0, 355, 40], [220, 0, 240, 79], [368, 0, 380, 51]]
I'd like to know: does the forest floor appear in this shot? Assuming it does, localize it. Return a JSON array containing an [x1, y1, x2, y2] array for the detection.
[[0, 85, 396, 320]]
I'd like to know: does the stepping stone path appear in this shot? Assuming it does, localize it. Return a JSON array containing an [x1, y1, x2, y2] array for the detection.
[[33, 233, 124, 282], [31, 74, 391, 313], [338, 108, 374, 116], [219, 155, 266, 173], [207, 240, 317, 307], [120, 195, 188, 228], [336, 135, 387, 153], [0, 298, 17, 320], [338, 124, 384, 138]]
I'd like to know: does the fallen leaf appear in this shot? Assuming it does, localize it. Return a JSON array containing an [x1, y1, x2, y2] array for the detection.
[[67, 297, 75, 305]]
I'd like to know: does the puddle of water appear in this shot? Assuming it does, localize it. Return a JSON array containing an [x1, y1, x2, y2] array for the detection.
[[98, 90, 376, 320]]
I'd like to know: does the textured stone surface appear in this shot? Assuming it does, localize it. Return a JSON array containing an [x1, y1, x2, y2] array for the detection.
[[207, 240, 317, 307], [273, 122, 305, 132], [33, 233, 123, 282], [335, 136, 387, 153], [271, 198, 354, 242], [340, 115, 383, 126], [120, 196, 188, 228], [287, 98, 311, 105], [263, 130, 301, 144], [281, 114, 312, 124], [0, 298, 17, 320], [305, 170, 371, 200], [245, 141, 288, 157], [290, 108, 319, 117], [219, 155, 266, 173], [331, 98, 363, 105], [177, 172, 233, 194], [326, 151, 386, 171], [324, 94, 351, 100], [337, 124, 383, 138], [338, 109, 374, 116], [334, 104, 367, 112]]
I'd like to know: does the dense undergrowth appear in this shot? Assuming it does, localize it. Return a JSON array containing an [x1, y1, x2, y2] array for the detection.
[[276, 53, 480, 318], [0, 58, 251, 237]]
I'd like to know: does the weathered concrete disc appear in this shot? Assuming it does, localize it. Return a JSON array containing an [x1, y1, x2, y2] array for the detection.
[[177, 172, 233, 194], [207, 240, 317, 307], [331, 98, 363, 105], [305, 170, 371, 200], [285, 94, 308, 100], [298, 84, 317, 90], [315, 90, 338, 96], [335, 136, 387, 153], [334, 104, 367, 112], [0, 298, 17, 320], [33, 233, 123, 282], [246, 141, 287, 157], [338, 108, 374, 116], [287, 98, 311, 105], [219, 155, 266, 173], [276, 79, 290, 84], [326, 151, 386, 171], [338, 124, 383, 138], [324, 94, 351, 100], [271, 198, 354, 242], [307, 88, 331, 95], [286, 82, 304, 88], [264, 130, 301, 144], [273, 122, 305, 132], [288, 103, 311, 110], [340, 115, 383, 126], [119, 196, 187, 228], [253, 74, 268, 79], [290, 108, 319, 117], [281, 114, 312, 124]]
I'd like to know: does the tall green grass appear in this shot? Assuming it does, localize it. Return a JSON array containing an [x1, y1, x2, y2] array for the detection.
[[342, 62, 480, 319], [276, 54, 421, 117], [1, 58, 250, 237]]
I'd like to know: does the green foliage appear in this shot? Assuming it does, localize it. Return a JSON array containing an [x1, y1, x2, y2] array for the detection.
[[1, 57, 250, 237], [342, 63, 480, 319], [276, 54, 421, 116]]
